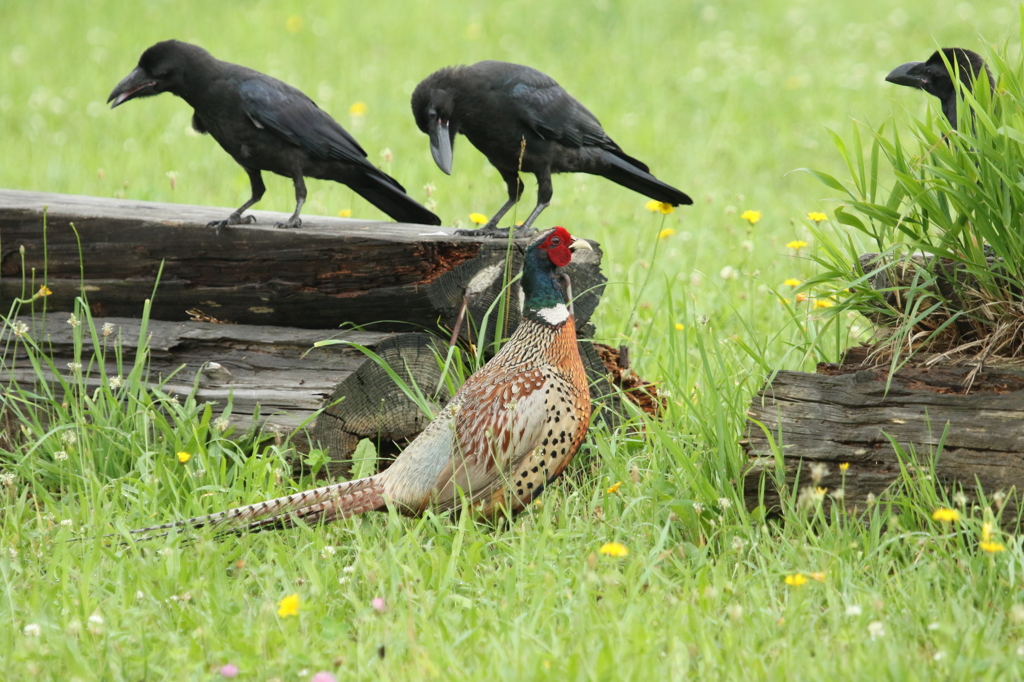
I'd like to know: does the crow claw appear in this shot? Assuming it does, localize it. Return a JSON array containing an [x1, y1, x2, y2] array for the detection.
[[208, 212, 256, 235]]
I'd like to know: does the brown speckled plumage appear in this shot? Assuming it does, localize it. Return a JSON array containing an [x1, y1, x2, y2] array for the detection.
[[123, 228, 592, 540]]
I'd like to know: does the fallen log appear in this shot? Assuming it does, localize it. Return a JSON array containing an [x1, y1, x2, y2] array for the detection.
[[2, 315, 393, 438], [742, 347, 1024, 521], [3, 314, 647, 475], [0, 189, 605, 339]]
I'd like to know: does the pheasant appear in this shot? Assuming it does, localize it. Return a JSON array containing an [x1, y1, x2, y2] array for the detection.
[[124, 227, 593, 540]]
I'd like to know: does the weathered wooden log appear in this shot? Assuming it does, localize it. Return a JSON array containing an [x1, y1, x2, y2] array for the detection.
[[2, 315, 394, 438], [4, 313, 648, 476], [742, 347, 1024, 521], [0, 190, 605, 338]]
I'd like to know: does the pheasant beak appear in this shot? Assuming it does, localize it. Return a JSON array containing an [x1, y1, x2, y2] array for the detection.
[[569, 238, 593, 255]]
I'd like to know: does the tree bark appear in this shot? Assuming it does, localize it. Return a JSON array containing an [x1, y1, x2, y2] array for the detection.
[[742, 347, 1024, 521], [0, 189, 604, 339]]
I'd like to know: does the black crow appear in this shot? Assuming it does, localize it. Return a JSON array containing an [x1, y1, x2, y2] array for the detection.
[[109, 40, 440, 231], [411, 60, 691, 236], [885, 48, 993, 130]]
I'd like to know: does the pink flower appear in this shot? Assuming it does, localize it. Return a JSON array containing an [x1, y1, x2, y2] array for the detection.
[[219, 664, 239, 678], [371, 597, 386, 612], [311, 673, 337, 682]]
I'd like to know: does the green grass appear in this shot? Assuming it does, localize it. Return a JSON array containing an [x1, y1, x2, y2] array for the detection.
[[3, 1, 1024, 679]]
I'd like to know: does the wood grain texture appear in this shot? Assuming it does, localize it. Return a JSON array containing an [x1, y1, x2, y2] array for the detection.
[[0, 190, 604, 334], [743, 353, 1024, 520], [3, 315, 391, 437]]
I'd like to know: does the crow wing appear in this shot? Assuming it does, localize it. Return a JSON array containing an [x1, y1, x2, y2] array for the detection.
[[238, 78, 370, 167]]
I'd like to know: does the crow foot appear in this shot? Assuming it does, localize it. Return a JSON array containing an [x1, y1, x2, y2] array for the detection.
[[274, 216, 303, 229], [208, 212, 257, 235]]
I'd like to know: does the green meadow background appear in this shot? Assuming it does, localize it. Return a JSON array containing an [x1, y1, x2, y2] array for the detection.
[[2, 1, 1023, 680]]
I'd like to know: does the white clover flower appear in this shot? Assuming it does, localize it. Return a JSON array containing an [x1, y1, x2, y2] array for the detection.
[[23, 623, 41, 637]]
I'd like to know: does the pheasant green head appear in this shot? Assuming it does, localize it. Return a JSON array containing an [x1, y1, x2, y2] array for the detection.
[[521, 227, 592, 325]]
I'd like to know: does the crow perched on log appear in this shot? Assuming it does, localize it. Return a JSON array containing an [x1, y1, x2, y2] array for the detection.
[[109, 40, 440, 231], [411, 61, 691, 236], [885, 48, 993, 131]]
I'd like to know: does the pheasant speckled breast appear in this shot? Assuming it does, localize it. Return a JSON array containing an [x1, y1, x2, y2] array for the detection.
[[123, 227, 592, 540]]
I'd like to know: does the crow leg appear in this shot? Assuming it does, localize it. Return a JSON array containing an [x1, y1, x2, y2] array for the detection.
[[275, 176, 306, 229], [455, 171, 529, 238], [520, 172, 552, 231], [209, 168, 265, 234]]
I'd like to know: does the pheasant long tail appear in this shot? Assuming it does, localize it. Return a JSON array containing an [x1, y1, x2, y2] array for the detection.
[[119, 475, 387, 542]]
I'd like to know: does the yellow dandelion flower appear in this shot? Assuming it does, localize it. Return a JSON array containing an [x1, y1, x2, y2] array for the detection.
[[783, 278, 802, 287], [809, 572, 826, 582], [980, 541, 1006, 553], [469, 212, 489, 224], [784, 573, 807, 586], [786, 240, 809, 250], [285, 15, 304, 33], [349, 102, 368, 116], [599, 542, 629, 558], [840, 462, 850, 472], [740, 210, 762, 225], [659, 228, 676, 240], [645, 200, 674, 214], [277, 593, 300, 617], [606, 481, 622, 494], [795, 293, 808, 303], [813, 299, 835, 309], [807, 212, 827, 223], [338, 209, 353, 218], [982, 522, 993, 542], [176, 451, 191, 464], [932, 508, 960, 522], [36, 285, 53, 298], [675, 323, 685, 331]]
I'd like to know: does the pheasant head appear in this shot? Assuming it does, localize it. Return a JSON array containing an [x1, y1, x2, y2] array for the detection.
[[521, 227, 592, 326]]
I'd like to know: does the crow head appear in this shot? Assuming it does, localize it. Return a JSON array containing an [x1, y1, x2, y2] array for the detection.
[[886, 48, 992, 129], [411, 72, 459, 175], [108, 40, 211, 108]]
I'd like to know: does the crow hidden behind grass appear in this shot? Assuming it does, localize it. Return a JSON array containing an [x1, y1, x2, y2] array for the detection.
[[885, 48, 993, 131], [120, 227, 592, 541], [411, 60, 692, 236], [109, 40, 440, 231]]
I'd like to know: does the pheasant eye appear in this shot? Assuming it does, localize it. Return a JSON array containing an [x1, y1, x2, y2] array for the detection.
[[550, 237, 561, 246]]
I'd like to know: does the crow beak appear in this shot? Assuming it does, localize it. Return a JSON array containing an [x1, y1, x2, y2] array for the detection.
[[429, 117, 454, 175], [886, 61, 927, 89], [107, 67, 158, 108]]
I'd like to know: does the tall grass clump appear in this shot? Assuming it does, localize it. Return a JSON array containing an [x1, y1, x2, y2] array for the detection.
[[805, 39, 1024, 362]]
